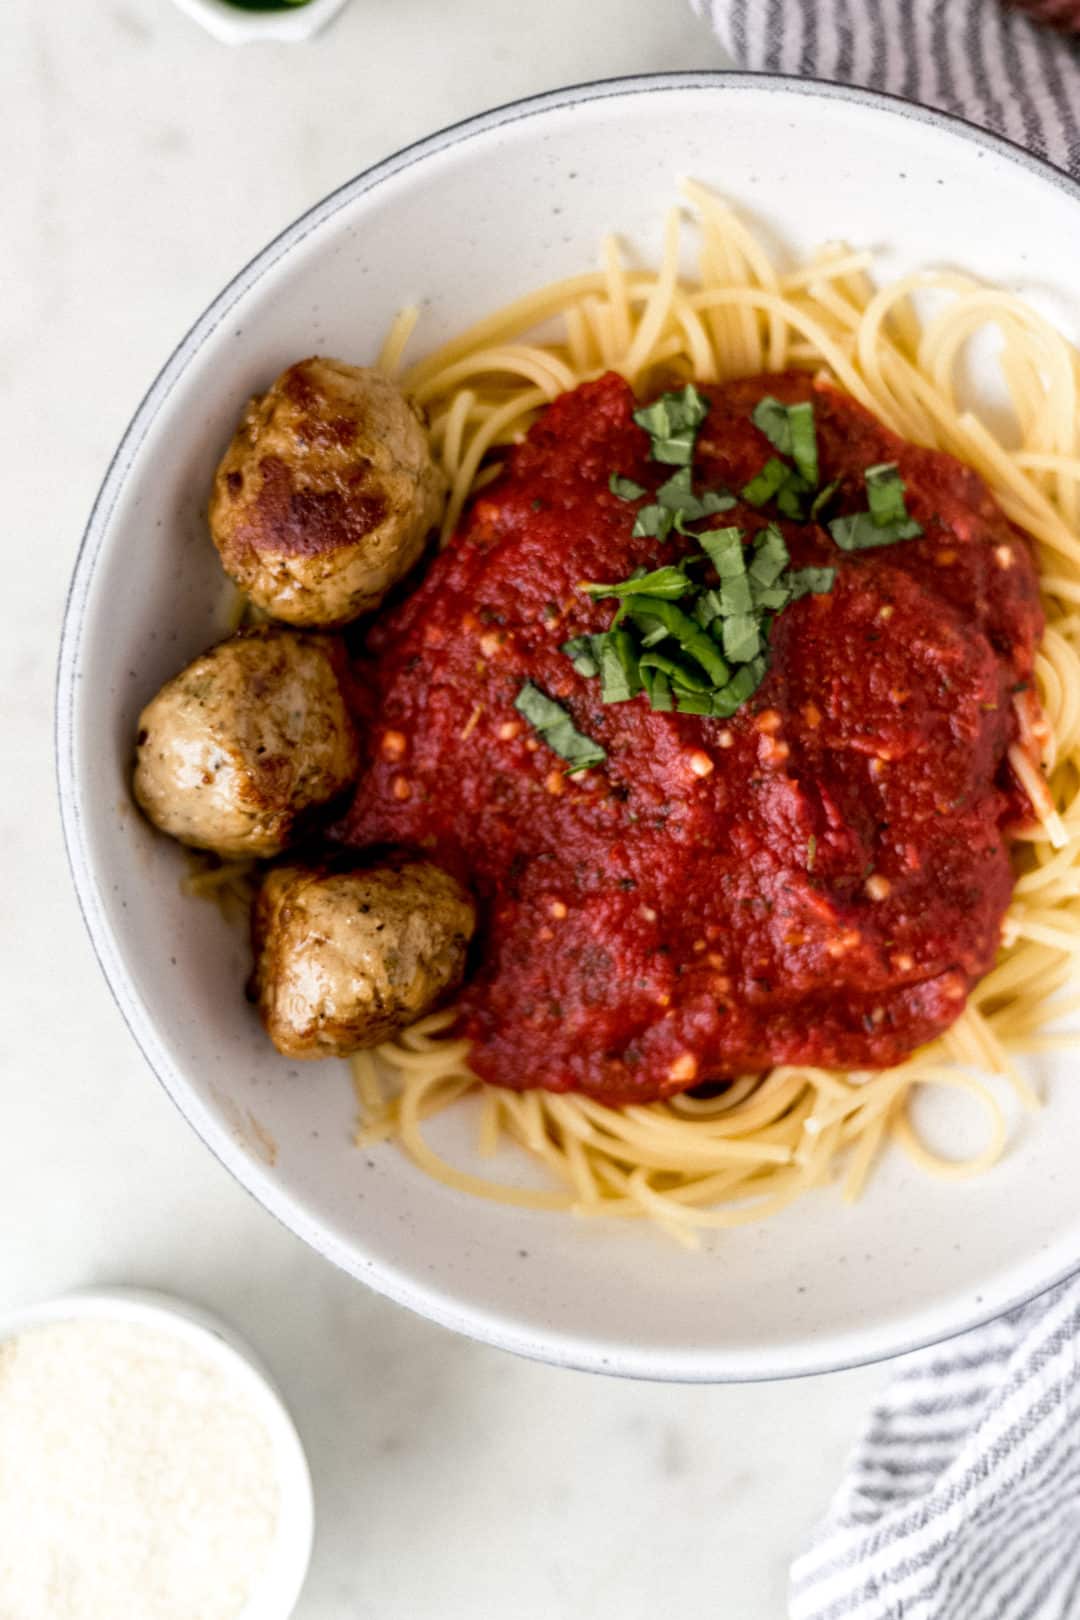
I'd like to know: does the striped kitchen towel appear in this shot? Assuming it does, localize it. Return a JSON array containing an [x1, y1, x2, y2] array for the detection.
[[690, 0, 1080, 177], [788, 1272, 1080, 1619]]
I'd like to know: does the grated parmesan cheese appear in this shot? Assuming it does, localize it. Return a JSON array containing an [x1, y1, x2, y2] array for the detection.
[[0, 1318, 280, 1620]]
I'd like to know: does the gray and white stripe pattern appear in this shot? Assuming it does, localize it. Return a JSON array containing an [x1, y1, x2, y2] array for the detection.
[[788, 1274, 1080, 1619], [690, 0, 1080, 176]]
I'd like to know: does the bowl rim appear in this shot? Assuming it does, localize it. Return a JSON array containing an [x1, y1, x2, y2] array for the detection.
[[0, 1287, 314, 1617], [56, 70, 1080, 1383]]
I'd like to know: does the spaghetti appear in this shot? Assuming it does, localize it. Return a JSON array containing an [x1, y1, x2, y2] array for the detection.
[[355, 183, 1080, 1240]]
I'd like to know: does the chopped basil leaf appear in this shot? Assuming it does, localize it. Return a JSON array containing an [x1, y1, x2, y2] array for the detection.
[[584, 397, 849, 724], [513, 682, 606, 773], [633, 398, 672, 442], [810, 479, 841, 520], [622, 596, 730, 686], [639, 619, 670, 647], [752, 582, 792, 611], [752, 396, 819, 486], [561, 633, 606, 677], [865, 462, 911, 527], [653, 434, 695, 467], [634, 384, 709, 441], [655, 467, 735, 520], [742, 457, 790, 507], [642, 665, 673, 711], [722, 613, 763, 664], [633, 384, 711, 467], [829, 511, 923, 551], [775, 468, 813, 520], [720, 573, 754, 616], [655, 467, 696, 512], [639, 648, 711, 693], [692, 588, 724, 628], [749, 524, 790, 587], [751, 396, 793, 455], [699, 526, 746, 577], [787, 566, 837, 601], [672, 383, 710, 431], [631, 503, 672, 540], [583, 566, 693, 601], [599, 630, 643, 703], [711, 657, 768, 716], [788, 402, 819, 486], [675, 690, 715, 715], [828, 465, 922, 550], [609, 472, 648, 501]]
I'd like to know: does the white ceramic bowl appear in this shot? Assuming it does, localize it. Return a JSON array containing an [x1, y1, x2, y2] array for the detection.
[[0, 1289, 314, 1617], [169, 0, 352, 46], [58, 75, 1080, 1381]]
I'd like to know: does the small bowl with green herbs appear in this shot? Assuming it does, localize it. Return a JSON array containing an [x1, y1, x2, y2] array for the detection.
[[170, 0, 350, 44]]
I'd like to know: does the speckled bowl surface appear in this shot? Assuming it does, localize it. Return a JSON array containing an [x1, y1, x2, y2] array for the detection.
[[58, 75, 1080, 1381]]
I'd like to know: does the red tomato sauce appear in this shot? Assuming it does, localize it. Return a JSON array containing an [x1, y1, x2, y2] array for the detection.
[[340, 373, 1043, 1104]]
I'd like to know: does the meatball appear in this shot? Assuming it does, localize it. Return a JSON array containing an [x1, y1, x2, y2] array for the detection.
[[133, 626, 359, 858], [251, 860, 476, 1059], [208, 358, 446, 628]]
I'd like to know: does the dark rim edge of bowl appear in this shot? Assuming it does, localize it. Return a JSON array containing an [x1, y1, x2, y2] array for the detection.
[[55, 70, 1080, 1383]]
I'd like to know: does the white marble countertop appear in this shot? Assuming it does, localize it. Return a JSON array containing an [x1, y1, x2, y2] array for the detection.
[[5, 3, 887, 1614]]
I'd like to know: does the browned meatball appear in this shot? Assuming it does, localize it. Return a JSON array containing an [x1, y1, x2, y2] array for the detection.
[[133, 626, 359, 858], [208, 358, 446, 628], [251, 861, 476, 1059]]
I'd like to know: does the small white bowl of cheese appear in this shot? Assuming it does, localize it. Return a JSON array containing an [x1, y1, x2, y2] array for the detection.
[[0, 1288, 314, 1620]]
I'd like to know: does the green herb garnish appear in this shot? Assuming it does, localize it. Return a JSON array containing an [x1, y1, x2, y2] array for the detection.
[[752, 582, 792, 611], [675, 690, 716, 715], [514, 682, 606, 773], [748, 524, 790, 586], [559, 390, 846, 726], [642, 666, 674, 711], [560, 634, 606, 678], [787, 566, 837, 601], [775, 468, 816, 520], [828, 463, 922, 550], [564, 520, 833, 722], [829, 511, 923, 551], [865, 463, 912, 527], [722, 612, 763, 665], [609, 472, 648, 501], [621, 596, 731, 687], [752, 396, 819, 485], [710, 658, 769, 716], [741, 457, 790, 508], [633, 384, 710, 465], [599, 630, 644, 703], [699, 526, 746, 576], [810, 479, 840, 519], [655, 467, 735, 519], [582, 565, 694, 601], [639, 647, 711, 693], [720, 571, 754, 616]]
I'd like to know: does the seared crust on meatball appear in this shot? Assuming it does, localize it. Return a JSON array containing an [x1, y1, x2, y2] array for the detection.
[[208, 358, 446, 628], [251, 861, 476, 1059], [133, 626, 360, 858]]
